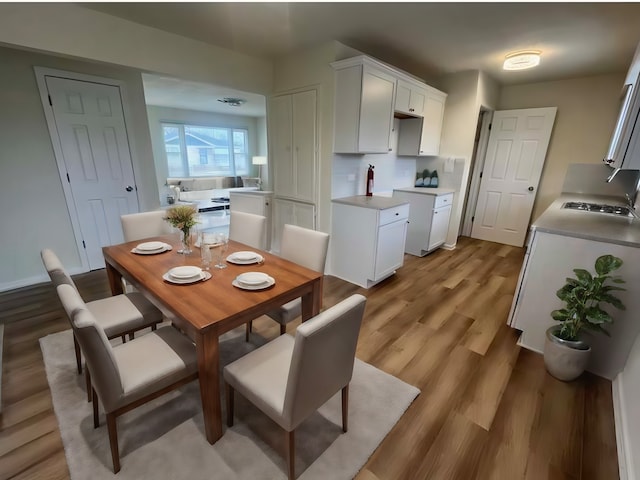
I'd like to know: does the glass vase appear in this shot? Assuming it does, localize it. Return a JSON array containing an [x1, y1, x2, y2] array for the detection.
[[178, 228, 193, 255]]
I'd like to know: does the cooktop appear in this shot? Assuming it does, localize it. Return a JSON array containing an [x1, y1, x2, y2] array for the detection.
[[562, 201, 635, 217]]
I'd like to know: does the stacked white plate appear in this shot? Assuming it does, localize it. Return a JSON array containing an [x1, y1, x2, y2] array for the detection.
[[233, 271, 275, 290], [226, 251, 264, 265], [132, 241, 171, 255], [163, 266, 210, 284]]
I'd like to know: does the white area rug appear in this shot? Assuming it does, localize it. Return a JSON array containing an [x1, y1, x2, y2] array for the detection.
[[40, 328, 420, 479]]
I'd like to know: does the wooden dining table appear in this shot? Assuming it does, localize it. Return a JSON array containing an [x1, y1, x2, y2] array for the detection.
[[102, 234, 323, 444]]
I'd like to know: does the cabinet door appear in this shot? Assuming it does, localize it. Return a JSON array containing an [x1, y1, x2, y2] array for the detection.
[[292, 90, 317, 203], [409, 87, 426, 116], [420, 92, 446, 156], [428, 204, 451, 251], [395, 80, 412, 114], [374, 219, 407, 280], [272, 198, 316, 253], [359, 66, 396, 153], [270, 95, 294, 198], [395, 79, 426, 116]]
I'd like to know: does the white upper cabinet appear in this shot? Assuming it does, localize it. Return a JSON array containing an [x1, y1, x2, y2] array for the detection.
[[395, 79, 426, 117], [397, 87, 447, 156], [331, 55, 447, 156], [269, 89, 317, 204], [332, 57, 397, 154]]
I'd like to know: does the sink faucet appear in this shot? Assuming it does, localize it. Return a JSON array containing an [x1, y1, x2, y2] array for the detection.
[[625, 193, 636, 209]]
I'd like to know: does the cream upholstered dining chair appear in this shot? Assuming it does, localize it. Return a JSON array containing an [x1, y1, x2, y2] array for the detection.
[[229, 211, 267, 250], [120, 210, 173, 242], [56, 283, 198, 474], [120, 210, 174, 292], [41, 249, 163, 380], [225, 294, 366, 480], [245, 224, 329, 341]]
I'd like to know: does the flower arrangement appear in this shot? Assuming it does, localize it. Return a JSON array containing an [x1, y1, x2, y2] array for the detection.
[[164, 205, 199, 254]]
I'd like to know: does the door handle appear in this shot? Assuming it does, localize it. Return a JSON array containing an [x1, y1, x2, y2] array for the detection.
[[125, 186, 134, 192], [528, 186, 534, 191]]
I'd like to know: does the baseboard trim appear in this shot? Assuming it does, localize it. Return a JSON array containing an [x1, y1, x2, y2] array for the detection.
[[0, 266, 86, 293], [613, 374, 633, 480], [441, 242, 457, 251]]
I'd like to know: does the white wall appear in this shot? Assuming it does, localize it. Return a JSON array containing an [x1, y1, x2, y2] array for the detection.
[[0, 45, 155, 290], [146, 105, 263, 201], [498, 73, 624, 221]]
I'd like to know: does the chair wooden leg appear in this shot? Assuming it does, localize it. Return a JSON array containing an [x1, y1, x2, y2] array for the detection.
[[287, 429, 295, 480], [341, 385, 349, 433], [151, 324, 157, 331], [107, 413, 120, 474], [92, 388, 99, 428], [73, 334, 82, 374], [128, 332, 134, 341], [280, 324, 286, 336], [226, 382, 234, 427], [85, 369, 92, 403], [245, 321, 252, 342], [121, 335, 127, 343]]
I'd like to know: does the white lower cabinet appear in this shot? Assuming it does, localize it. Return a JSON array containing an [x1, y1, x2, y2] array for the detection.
[[392, 189, 454, 256], [229, 191, 273, 250], [508, 229, 640, 380], [272, 198, 315, 253], [330, 198, 409, 288]]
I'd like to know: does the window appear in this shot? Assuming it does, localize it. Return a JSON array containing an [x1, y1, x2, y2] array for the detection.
[[162, 123, 249, 177]]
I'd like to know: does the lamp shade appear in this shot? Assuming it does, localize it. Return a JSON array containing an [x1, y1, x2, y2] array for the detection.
[[252, 156, 267, 165]]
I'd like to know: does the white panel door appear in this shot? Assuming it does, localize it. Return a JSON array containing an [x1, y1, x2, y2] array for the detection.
[[471, 107, 557, 247], [292, 90, 317, 203], [45, 76, 139, 270], [270, 95, 294, 199]]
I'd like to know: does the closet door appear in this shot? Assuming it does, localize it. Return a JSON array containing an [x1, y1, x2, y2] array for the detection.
[[292, 90, 317, 203], [270, 95, 294, 199]]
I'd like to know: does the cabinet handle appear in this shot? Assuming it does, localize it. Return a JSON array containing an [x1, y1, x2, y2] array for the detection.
[[395, 213, 399, 216]]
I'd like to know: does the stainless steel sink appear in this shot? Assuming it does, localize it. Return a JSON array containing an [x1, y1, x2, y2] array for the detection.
[[562, 201, 636, 217]]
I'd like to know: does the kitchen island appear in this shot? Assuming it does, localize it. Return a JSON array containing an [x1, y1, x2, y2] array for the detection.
[[508, 193, 640, 379]]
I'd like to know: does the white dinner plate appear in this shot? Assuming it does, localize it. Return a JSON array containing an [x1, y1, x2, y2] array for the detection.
[[236, 272, 270, 286], [232, 275, 275, 290], [169, 265, 203, 279], [226, 252, 264, 265], [136, 241, 165, 251], [163, 271, 211, 285], [131, 243, 172, 255]]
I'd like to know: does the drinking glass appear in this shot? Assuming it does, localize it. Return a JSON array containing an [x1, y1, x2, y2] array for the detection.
[[213, 233, 229, 269], [199, 232, 215, 271]]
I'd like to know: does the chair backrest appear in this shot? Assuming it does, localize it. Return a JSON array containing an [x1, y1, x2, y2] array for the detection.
[[282, 294, 366, 430], [57, 284, 124, 412], [120, 210, 173, 242], [41, 248, 76, 289], [280, 224, 330, 273], [229, 211, 267, 250]]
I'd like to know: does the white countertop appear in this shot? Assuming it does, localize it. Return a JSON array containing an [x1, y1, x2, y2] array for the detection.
[[532, 194, 640, 248], [393, 187, 456, 196], [332, 195, 409, 210]]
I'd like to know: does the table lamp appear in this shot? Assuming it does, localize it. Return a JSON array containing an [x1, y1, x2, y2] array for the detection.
[[252, 156, 267, 190]]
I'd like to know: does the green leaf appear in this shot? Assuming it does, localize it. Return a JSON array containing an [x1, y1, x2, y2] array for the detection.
[[600, 293, 626, 310], [585, 308, 612, 324], [612, 278, 626, 284], [601, 285, 626, 292], [582, 322, 611, 337], [595, 255, 623, 275], [551, 309, 570, 321], [574, 269, 592, 284]]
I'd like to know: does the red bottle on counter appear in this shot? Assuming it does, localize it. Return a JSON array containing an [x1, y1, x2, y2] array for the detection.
[[366, 164, 375, 196]]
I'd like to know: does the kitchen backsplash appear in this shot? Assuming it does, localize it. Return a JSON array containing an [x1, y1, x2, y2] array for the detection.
[[562, 163, 639, 201]]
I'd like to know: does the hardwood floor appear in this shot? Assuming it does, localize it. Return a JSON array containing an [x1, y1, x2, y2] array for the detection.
[[0, 237, 618, 479]]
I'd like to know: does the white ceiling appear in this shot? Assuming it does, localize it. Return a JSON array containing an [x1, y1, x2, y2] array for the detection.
[[86, 2, 640, 115]]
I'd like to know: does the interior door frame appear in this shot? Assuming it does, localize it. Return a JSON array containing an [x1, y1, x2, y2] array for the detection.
[[34, 67, 140, 271], [461, 109, 493, 237]]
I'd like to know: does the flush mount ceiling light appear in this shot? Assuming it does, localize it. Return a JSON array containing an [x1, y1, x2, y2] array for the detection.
[[217, 97, 246, 107], [503, 51, 542, 71]]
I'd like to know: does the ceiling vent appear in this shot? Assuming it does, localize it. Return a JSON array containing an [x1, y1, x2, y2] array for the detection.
[[217, 97, 246, 107]]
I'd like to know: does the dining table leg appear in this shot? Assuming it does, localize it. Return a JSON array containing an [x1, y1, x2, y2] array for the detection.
[[196, 331, 223, 444], [301, 278, 323, 322], [104, 260, 124, 296]]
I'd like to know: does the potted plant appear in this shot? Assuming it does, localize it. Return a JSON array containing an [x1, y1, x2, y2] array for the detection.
[[164, 205, 199, 255], [544, 254, 626, 381]]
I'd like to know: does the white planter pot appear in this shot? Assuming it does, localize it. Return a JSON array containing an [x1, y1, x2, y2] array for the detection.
[[543, 326, 591, 381]]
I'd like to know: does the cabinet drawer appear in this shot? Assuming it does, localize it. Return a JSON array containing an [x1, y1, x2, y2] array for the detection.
[[379, 204, 409, 226], [434, 193, 453, 209]]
